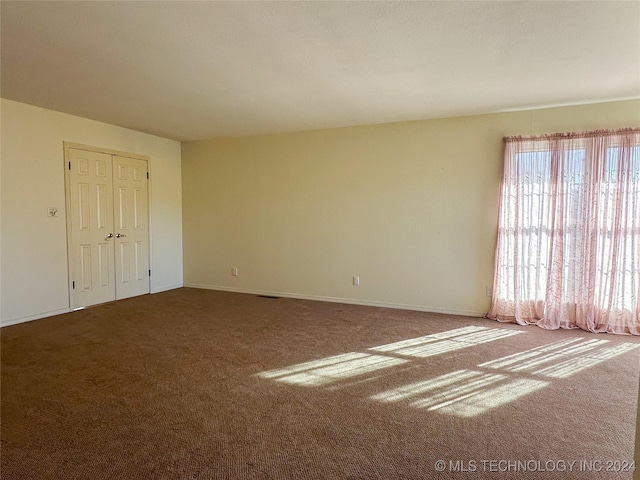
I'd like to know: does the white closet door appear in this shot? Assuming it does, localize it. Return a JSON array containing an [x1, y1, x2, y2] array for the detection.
[[68, 148, 116, 307], [113, 155, 150, 300]]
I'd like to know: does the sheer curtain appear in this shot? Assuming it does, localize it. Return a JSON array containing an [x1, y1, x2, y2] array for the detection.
[[488, 128, 640, 335]]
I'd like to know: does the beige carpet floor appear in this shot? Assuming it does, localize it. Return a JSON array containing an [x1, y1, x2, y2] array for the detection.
[[2, 288, 639, 479]]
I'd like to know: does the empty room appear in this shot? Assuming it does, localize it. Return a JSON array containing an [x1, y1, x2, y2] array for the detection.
[[1, 1, 640, 479]]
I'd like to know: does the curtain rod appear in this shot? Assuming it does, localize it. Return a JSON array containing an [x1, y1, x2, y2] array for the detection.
[[503, 127, 640, 142]]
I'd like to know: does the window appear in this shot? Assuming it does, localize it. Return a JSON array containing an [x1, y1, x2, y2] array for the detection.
[[488, 129, 640, 335]]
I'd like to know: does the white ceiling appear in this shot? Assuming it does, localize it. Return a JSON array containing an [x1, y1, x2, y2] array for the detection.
[[2, 1, 639, 141]]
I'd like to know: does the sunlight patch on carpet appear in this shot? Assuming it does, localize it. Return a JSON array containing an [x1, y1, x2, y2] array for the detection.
[[256, 326, 525, 389], [368, 326, 524, 358], [256, 352, 409, 386], [370, 370, 484, 403], [479, 338, 640, 378], [371, 369, 548, 417], [425, 377, 548, 417], [256, 325, 638, 418]]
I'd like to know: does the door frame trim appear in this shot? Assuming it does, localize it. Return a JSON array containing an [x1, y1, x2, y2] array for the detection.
[[63, 142, 151, 309]]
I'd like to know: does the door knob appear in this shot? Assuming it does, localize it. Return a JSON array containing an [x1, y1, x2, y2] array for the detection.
[[116, 233, 127, 238], [106, 233, 113, 240]]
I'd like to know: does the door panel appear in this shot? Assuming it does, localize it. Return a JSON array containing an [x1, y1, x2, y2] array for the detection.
[[119, 242, 130, 284], [113, 155, 149, 300], [97, 243, 111, 287], [134, 241, 145, 281], [69, 148, 115, 307]]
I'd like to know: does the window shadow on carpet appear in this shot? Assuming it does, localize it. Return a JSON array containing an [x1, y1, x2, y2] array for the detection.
[[256, 326, 639, 418]]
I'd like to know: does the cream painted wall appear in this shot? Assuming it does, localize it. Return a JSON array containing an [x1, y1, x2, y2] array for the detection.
[[182, 100, 640, 316], [0, 99, 183, 325]]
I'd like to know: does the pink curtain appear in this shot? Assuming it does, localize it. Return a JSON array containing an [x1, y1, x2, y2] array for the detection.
[[488, 128, 640, 335]]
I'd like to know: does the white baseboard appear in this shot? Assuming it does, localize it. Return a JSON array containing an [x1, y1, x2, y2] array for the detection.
[[1, 284, 184, 327], [0, 285, 484, 328], [1, 307, 72, 328], [151, 283, 184, 294], [183, 283, 485, 318]]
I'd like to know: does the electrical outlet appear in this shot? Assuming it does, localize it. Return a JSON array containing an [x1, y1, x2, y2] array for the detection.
[[232, 267, 238, 276], [48, 207, 58, 217], [353, 276, 360, 286]]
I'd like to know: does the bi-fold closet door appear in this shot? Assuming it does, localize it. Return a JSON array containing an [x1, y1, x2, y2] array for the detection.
[[66, 146, 150, 308]]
